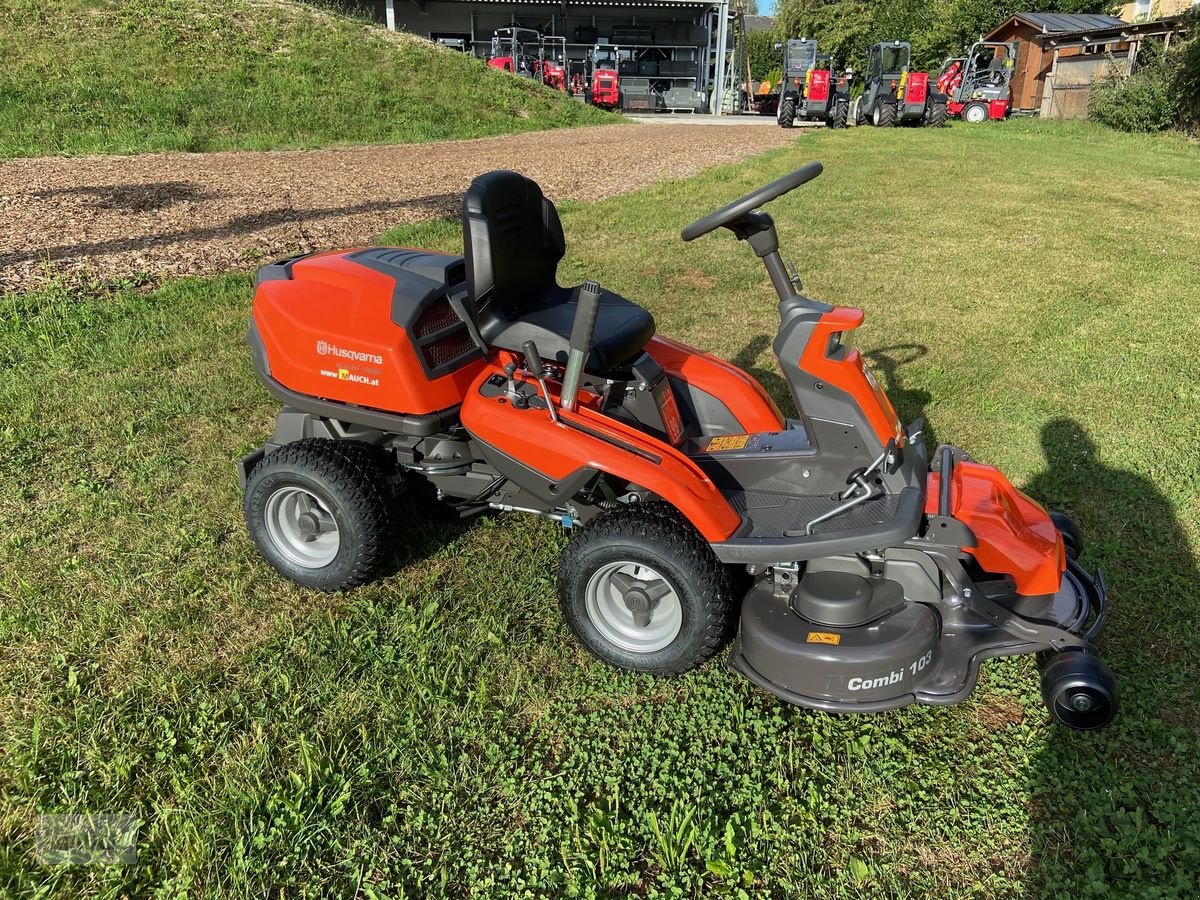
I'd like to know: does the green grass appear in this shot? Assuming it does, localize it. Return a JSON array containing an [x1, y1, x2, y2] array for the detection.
[[0, 0, 613, 159], [2, 120, 1199, 897]]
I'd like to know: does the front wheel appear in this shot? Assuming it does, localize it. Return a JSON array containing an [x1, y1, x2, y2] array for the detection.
[[926, 101, 947, 127], [830, 100, 849, 129], [778, 97, 796, 128], [874, 102, 896, 127], [963, 101, 989, 124], [557, 507, 735, 675]]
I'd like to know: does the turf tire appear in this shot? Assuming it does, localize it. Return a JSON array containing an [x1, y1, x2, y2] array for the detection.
[[244, 439, 392, 592], [557, 506, 735, 675]]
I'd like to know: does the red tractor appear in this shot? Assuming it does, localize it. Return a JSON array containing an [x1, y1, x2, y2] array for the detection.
[[937, 41, 1019, 123], [587, 44, 621, 111], [532, 36, 568, 91], [854, 40, 947, 127], [486, 27, 541, 79], [770, 39, 850, 129]]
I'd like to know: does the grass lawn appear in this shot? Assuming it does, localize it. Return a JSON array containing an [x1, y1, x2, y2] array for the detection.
[[2, 120, 1199, 897], [0, 0, 612, 159]]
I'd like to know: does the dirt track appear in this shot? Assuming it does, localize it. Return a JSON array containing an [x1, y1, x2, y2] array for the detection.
[[0, 123, 797, 293]]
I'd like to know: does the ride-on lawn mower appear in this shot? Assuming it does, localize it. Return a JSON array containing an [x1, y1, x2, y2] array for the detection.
[[241, 163, 1118, 730], [856, 40, 947, 128]]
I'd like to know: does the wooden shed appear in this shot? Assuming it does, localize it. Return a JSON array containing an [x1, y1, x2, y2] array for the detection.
[[982, 12, 1126, 112]]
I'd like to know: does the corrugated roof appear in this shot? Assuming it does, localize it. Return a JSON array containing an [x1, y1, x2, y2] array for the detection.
[[744, 15, 775, 33], [1013, 12, 1125, 33]]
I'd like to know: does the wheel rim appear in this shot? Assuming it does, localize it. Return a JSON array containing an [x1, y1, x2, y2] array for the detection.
[[584, 562, 683, 653], [264, 486, 340, 569], [966, 105, 986, 123], [872, 105, 880, 125]]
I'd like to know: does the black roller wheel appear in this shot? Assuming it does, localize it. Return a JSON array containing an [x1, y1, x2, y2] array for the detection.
[[778, 97, 796, 129], [1050, 511, 1083, 560], [963, 101, 989, 124], [830, 100, 848, 129], [1041, 651, 1118, 730], [557, 506, 735, 675], [926, 101, 947, 128], [244, 439, 392, 591]]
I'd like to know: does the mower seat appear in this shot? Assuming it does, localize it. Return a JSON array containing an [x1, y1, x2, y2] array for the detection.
[[463, 170, 655, 371]]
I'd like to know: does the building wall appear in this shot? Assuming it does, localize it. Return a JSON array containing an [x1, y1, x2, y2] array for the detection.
[[1119, 0, 1197, 22]]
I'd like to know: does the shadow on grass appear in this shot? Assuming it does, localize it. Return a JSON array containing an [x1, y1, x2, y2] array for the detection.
[[1024, 418, 1200, 891], [0, 192, 460, 268]]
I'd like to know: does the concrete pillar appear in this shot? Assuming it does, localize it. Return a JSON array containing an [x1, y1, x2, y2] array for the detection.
[[385, 0, 396, 31]]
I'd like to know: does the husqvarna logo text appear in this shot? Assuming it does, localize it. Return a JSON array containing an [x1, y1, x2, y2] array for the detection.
[[316, 339, 383, 365]]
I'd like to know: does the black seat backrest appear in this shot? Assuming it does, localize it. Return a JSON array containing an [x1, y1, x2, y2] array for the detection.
[[463, 171, 566, 316]]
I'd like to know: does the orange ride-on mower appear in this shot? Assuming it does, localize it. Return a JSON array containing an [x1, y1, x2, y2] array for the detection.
[[240, 163, 1117, 730]]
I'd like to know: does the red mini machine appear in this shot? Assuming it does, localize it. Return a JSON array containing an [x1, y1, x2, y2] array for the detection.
[[587, 43, 621, 110], [242, 163, 1117, 730], [937, 40, 1019, 123]]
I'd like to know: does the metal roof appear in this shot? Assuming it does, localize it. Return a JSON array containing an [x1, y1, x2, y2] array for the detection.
[[1011, 12, 1125, 33], [744, 15, 775, 33]]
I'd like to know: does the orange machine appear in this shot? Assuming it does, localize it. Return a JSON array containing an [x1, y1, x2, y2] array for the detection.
[[241, 162, 1117, 730]]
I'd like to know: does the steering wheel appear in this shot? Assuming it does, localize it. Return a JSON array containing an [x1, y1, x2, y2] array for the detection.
[[681, 161, 823, 242]]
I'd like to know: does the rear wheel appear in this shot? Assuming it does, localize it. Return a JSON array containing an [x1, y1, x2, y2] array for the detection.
[[778, 97, 796, 128], [926, 100, 947, 127], [963, 101, 989, 124], [557, 506, 735, 675], [244, 439, 392, 591], [874, 102, 896, 127], [830, 99, 848, 129]]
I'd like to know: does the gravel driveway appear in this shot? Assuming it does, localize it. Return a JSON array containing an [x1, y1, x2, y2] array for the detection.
[[0, 123, 797, 293]]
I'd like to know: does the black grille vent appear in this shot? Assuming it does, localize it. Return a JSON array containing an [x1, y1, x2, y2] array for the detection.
[[423, 332, 476, 369], [412, 298, 459, 337]]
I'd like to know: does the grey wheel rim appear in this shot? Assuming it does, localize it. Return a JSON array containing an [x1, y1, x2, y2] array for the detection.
[[264, 486, 340, 569], [585, 562, 683, 653], [966, 104, 987, 123]]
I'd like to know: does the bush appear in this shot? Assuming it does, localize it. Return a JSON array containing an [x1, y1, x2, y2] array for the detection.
[[1089, 41, 1179, 133]]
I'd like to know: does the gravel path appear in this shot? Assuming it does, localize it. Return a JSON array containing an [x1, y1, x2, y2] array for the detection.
[[0, 123, 797, 293]]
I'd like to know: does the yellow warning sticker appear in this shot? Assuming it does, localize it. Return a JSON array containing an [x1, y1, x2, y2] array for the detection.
[[705, 434, 750, 452], [806, 632, 841, 645]]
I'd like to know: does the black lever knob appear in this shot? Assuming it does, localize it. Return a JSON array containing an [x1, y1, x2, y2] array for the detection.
[[570, 281, 602, 354], [522, 340, 546, 375]]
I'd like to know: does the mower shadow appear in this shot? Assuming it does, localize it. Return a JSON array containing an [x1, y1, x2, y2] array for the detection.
[[1022, 418, 1200, 888]]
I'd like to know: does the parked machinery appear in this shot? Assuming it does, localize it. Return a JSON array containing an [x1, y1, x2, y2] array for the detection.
[[776, 39, 851, 129], [533, 36, 568, 91], [937, 41, 1019, 123], [855, 40, 947, 128], [587, 43, 622, 111], [487, 27, 542, 78]]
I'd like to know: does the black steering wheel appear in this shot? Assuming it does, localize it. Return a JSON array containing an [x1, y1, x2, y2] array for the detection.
[[681, 161, 823, 242]]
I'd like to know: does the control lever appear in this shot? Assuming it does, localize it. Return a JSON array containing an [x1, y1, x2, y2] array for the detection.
[[560, 280, 602, 413], [502, 361, 527, 408], [785, 259, 803, 291], [522, 340, 559, 423]]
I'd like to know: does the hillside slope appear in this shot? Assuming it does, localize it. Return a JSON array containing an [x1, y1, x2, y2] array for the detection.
[[0, 0, 614, 159]]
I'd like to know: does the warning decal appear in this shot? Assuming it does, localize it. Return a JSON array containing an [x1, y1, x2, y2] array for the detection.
[[704, 434, 750, 453], [806, 632, 841, 646]]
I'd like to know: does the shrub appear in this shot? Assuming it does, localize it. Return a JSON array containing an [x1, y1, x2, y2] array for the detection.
[[1089, 45, 1177, 133]]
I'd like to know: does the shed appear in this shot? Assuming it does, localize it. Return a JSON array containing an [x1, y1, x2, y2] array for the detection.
[[982, 12, 1125, 113]]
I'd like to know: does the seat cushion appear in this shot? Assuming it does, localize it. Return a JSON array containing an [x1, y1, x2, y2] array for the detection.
[[478, 283, 655, 372]]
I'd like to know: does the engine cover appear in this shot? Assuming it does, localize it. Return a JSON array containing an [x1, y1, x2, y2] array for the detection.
[[732, 577, 941, 710], [250, 248, 485, 417]]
